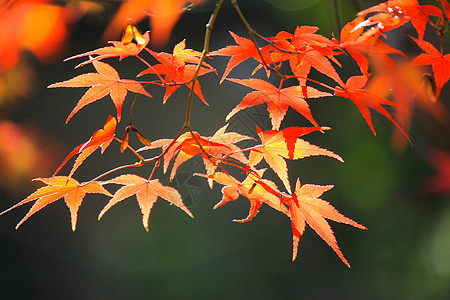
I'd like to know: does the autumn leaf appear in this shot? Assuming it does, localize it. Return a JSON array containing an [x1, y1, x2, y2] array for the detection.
[[366, 61, 447, 150], [334, 75, 410, 141], [138, 39, 215, 104], [64, 25, 150, 68], [198, 169, 289, 222], [269, 26, 344, 86], [139, 125, 251, 185], [103, 0, 204, 47], [285, 179, 366, 265], [226, 78, 332, 130], [356, 0, 442, 41], [335, 16, 405, 76], [209, 31, 272, 83], [248, 126, 343, 193], [48, 59, 152, 122], [53, 116, 117, 177], [99, 174, 193, 231], [0, 176, 111, 231], [410, 37, 450, 99]]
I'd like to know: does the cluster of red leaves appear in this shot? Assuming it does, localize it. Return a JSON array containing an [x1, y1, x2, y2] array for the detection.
[[2, 0, 449, 267]]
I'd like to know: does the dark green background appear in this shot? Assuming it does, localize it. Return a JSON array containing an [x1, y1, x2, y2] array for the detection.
[[1, 0, 449, 299]]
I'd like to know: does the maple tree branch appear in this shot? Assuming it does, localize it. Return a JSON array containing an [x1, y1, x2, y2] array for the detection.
[[139, 0, 226, 174], [136, 55, 166, 84], [231, 0, 276, 72], [185, 0, 224, 127], [438, 0, 450, 27], [231, 0, 302, 80], [82, 162, 144, 186], [177, 0, 225, 162]]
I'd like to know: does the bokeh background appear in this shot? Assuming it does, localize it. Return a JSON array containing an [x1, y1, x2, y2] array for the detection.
[[1, 0, 449, 299]]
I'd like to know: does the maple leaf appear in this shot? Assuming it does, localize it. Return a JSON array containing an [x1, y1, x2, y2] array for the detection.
[[99, 174, 193, 231], [64, 25, 150, 68], [356, 0, 442, 41], [0, 176, 112, 231], [277, 26, 334, 50], [226, 78, 332, 130], [139, 125, 251, 185], [410, 37, 450, 99], [138, 39, 215, 104], [248, 126, 343, 193], [48, 59, 152, 122], [53, 116, 117, 177], [285, 179, 366, 265], [199, 169, 289, 222], [334, 75, 410, 141], [269, 26, 344, 86], [103, 0, 204, 47], [335, 16, 405, 76], [366, 61, 447, 150], [209, 31, 272, 83]]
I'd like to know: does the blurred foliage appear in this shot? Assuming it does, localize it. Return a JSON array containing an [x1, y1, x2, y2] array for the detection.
[[0, 0, 449, 299]]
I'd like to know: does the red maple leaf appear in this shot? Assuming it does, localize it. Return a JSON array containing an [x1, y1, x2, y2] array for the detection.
[[226, 78, 332, 130], [53, 116, 117, 177], [334, 75, 410, 141], [285, 179, 366, 265], [209, 31, 272, 83], [366, 61, 447, 150], [99, 174, 193, 231], [410, 37, 450, 99], [270, 26, 344, 86], [356, 0, 442, 41], [199, 169, 289, 223], [138, 39, 215, 104], [0, 176, 111, 231], [248, 126, 343, 193], [335, 16, 405, 76], [49, 59, 151, 122]]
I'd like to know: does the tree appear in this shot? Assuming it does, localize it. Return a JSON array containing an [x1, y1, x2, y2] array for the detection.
[[1, 0, 449, 270]]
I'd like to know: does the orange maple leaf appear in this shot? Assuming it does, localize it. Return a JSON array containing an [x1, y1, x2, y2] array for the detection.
[[99, 174, 193, 231], [53, 116, 117, 177], [139, 125, 251, 184], [226, 78, 332, 130], [248, 126, 343, 193], [199, 169, 289, 222], [285, 179, 366, 265], [65, 25, 150, 68], [103, 0, 204, 47], [138, 39, 215, 104], [48, 59, 151, 122], [0, 176, 111, 231]]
